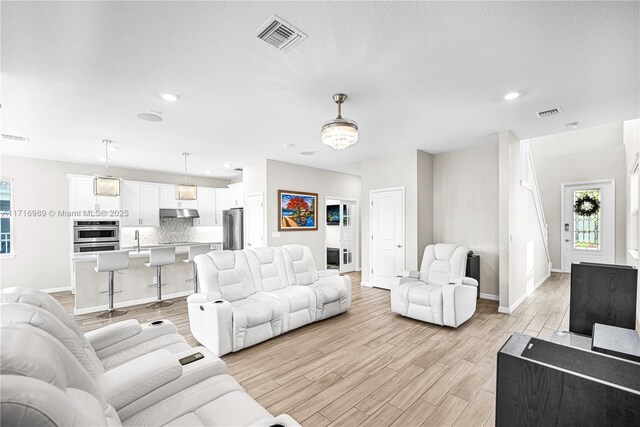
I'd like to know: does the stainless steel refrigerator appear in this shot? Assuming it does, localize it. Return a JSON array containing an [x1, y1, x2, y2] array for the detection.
[[223, 208, 243, 250]]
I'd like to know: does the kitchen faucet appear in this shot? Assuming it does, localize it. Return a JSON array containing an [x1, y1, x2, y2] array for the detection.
[[134, 230, 140, 253]]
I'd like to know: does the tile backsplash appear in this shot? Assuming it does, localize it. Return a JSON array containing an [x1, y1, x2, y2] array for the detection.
[[120, 219, 223, 247]]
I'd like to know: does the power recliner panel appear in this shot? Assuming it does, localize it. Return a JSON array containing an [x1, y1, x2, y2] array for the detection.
[[188, 244, 351, 356]]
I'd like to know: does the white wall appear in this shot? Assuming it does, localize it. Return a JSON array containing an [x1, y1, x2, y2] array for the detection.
[[433, 141, 500, 297], [529, 122, 627, 269], [264, 160, 361, 268], [0, 155, 229, 290], [360, 149, 433, 285], [622, 119, 639, 325]]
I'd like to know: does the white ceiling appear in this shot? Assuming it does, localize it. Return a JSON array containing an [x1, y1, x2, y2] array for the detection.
[[2, 1, 638, 178]]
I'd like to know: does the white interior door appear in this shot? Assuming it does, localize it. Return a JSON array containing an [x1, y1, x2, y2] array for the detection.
[[562, 181, 615, 271], [245, 192, 264, 249], [371, 188, 404, 289], [340, 201, 357, 273]]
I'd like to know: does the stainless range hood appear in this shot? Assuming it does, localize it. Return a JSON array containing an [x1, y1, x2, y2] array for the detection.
[[159, 208, 200, 219]]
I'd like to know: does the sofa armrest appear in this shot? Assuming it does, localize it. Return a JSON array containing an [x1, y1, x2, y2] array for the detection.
[[462, 277, 478, 287], [85, 319, 142, 351], [186, 291, 223, 304], [398, 270, 420, 279], [442, 283, 477, 328], [97, 349, 182, 411], [187, 298, 233, 356], [318, 269, 340, 278], [91, 320, 181, 360]]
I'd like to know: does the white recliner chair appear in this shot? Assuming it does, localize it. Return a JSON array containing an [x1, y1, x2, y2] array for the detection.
[[1, 287, 189, 370], [391, 243, 478, 328]]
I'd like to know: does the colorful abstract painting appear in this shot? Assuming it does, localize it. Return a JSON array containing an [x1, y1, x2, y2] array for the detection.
[[278, 190, 318, 231]]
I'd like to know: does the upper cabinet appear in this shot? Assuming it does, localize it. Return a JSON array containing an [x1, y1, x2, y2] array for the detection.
[[121, 181, 160, 227], [195, 187, 216, 226], [69, 175, 121, 217], [228, 182, 244, 208], [159, 185, 197, 209]]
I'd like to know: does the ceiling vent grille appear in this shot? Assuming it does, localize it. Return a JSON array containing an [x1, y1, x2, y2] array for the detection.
[[256, 15, 307, 52], [2, 134, 29, 142], [537, 107, 562, 118]]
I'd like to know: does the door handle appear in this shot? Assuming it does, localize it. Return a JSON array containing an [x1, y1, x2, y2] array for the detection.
[[565, 239, 570, 242], [395, 244, 402, 248]]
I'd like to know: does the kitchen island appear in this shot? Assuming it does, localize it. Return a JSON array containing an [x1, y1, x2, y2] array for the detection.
[[70, 242, 221, 314]]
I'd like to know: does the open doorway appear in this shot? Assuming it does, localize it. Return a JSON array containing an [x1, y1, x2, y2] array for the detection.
[[325, 197, 359, 273]]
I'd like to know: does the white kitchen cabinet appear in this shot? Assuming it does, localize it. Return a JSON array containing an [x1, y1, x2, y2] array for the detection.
[[194, 187, 216, 226], [69, 175, 121, 217], [215, 188, 229, 225], [159, 185, 197, 209], [121, 181, 160, 226], [228, 182, 243, 208]]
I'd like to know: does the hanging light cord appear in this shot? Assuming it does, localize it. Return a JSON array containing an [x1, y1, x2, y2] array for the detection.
[[183, 153, 189, 184], [103, 139, 110, 176]]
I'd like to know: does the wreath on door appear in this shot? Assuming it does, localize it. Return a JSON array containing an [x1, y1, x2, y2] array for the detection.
[[573, 193, 600, 217]]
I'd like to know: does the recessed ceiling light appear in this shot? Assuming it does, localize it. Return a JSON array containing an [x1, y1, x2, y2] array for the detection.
[[283, 143, 295, 148], [504, 91, 522, 101], [160, 93, 180, 102], [205, 170, 213, 174], [224, 163, 232, 168], [566, 122, 579, 129], [137, 111, 163, 122], [300, 151, 317, 156]]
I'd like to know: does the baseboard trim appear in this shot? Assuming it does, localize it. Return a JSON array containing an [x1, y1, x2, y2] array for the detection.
[[550, 268, 565, 273], [42, 286, 72, 293], [360, 281, 373, 288], [499, 271, 551, 314], [479, 293, 499, 301], [534, 271, 551, 289], [74, 290, 192, 315]]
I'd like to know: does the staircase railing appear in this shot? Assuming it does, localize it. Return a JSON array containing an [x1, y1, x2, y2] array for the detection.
[[521, 141, 551, 263]]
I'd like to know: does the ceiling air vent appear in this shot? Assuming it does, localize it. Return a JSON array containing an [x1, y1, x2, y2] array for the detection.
[[1, 134, 29, 142], [256, 15, 307, 52], [537, 107, 562, 118]]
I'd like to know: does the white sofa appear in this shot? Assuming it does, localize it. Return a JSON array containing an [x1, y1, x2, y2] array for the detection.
[[391, 243, 478, 328], [0, 324, 299, 427], [0, 287, 299, 426], [188, 244, 351, 356]]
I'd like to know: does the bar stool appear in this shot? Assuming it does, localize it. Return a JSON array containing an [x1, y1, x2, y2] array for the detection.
[[94, 250, 130, 318], [183, 244, 211, 294], [145, 246, 176, 309]]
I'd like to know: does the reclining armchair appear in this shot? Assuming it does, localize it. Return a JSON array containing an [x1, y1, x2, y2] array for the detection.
[[391, 243, 478, 328]]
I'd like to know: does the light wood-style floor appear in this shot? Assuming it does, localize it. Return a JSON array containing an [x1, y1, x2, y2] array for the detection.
[[54, 272, 572, 427]]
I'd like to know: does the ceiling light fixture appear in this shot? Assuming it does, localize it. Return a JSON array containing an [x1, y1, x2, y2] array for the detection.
[[321, 93, 358, 150], [566, 122, 579, 129], [205, 170, 213, 175], [94, 139, 120, 197], [137, 111, 163, 122], [176, 153, 197, 200], [504, 91, 522, 101], [160, 93, 180, 102], [283, 143, 295, 148], [224, 163, 232, 168]]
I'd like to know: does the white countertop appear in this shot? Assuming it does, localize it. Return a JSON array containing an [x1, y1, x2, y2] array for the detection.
[[70, 241, 222, 262]]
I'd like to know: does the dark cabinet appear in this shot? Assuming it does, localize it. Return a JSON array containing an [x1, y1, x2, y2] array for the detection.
[[466, 254, 480, 298]]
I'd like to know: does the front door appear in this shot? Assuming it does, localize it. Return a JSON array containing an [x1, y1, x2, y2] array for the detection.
[[371, 188, 405, 289], [562, 181, 615, 271]]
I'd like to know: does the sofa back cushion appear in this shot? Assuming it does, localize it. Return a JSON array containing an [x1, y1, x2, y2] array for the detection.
[[245, 247, 289, 292], [419, 243, 468, 286], [0, 324, 120, 426], [281, 244, 319, 286], [195, 251, 256, 301], [0, 303, 105, 376]]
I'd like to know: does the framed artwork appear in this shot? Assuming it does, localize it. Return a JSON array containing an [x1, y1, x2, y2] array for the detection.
[[278, 190, 318, 231]]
